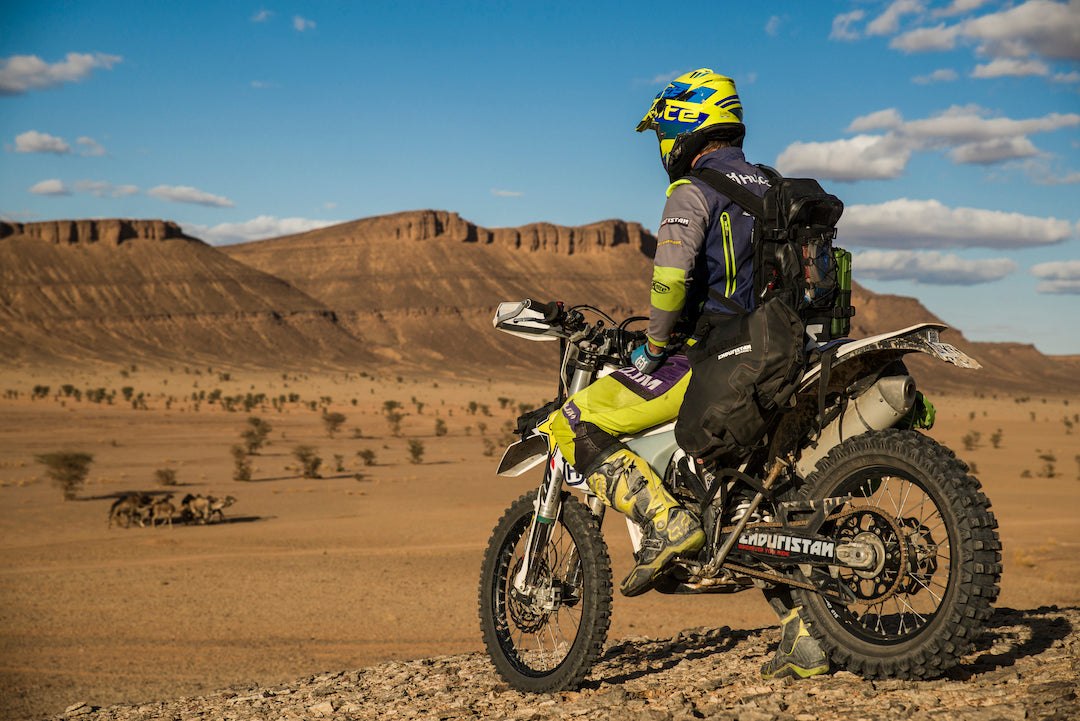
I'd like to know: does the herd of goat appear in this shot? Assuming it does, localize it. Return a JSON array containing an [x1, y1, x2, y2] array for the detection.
[[107, 492, 237, 528]]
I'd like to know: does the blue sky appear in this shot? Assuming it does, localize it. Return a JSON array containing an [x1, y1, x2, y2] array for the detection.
[[2, 1, 1079, 354]]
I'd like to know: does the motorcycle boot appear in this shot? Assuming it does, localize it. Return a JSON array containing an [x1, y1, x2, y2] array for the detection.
[[586, 447, 705, 597], [760, 607, 830, 680]]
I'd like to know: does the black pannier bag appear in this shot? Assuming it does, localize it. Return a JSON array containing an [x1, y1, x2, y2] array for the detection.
[[675, 294, 805, 467]]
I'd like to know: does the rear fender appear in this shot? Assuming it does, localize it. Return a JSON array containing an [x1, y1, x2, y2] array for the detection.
[[801, 323, 979, 390]]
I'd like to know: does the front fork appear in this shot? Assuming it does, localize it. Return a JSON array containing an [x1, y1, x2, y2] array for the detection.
[[511, 459, 606, 599]]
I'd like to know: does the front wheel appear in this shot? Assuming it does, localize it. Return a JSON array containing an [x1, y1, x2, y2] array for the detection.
[[478, 490, 612, 692], [794, 429, 1001, 679]]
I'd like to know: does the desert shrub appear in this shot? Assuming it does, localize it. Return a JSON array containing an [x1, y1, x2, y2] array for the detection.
[[408, 440, 425, 464], [961, 431, 980, 451], [322, 411, 346, 438], [242, 416, 273, 454], [35, 451, 94, 500], [482, 438, 497, 457], [989, 429, 1003, 449], [434, 418, 448, 437], [383, 400, 401, 414], [385, 410, 404, 437], [334, 454, 345, 473], [231, 445, 252, 481], [357, 449, 376, 466], [121, 386, 135, 402], [293, 445, 322, 479], [155, 468, 178, 487]]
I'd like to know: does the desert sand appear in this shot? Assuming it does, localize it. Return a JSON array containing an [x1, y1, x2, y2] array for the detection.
[[1, 364, 1077, 720]]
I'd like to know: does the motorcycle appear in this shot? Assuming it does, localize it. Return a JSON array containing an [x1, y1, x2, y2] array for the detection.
[[478, 299, 1001, 692]]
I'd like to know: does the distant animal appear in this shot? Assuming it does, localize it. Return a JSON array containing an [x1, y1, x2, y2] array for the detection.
[[149, 494, 176, 528], [207, 495, 237, 523], [179, 494, 238, 524], [108, 493, 152, 529]]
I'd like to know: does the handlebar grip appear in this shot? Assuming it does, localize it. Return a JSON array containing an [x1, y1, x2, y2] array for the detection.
[[528, 300, 564, 323]]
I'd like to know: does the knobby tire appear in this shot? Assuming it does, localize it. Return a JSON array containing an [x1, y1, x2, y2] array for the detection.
[[794, 428, 1002, 679], [478, 490, 613, 692]]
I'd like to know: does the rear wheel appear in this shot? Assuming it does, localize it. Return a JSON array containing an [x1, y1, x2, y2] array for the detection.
[[795, 429, 1001, 678], [478, 490, 612, 692]]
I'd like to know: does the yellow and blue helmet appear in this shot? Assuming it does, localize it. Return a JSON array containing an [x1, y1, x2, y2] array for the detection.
[[636, 69, 745, 182]]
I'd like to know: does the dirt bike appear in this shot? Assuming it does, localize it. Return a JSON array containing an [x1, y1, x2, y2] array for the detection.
[[477, 299, 1002, 692]]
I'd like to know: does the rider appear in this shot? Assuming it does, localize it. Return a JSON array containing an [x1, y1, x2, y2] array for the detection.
[[544, 68, 829, 680]]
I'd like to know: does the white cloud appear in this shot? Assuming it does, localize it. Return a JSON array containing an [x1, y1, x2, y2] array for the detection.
[[12, 130, 71, 154], [867, 0, 925, 37], [839, 198, 1075, 249], [776, 135, 912, 181], [853, 249, 1018, 285], [491, 189, 524, 197], [893, 0, 1080, 63], [766, 15, 786, 37], [912, 68, 959, 84], [147, 185, 235, 208], [962, 0, 1080, 62], [846, 108, 904, 133], [1009, 158, 1080, 185], [181, 216, 339, 246], [251, 9, 273, 22], [0, 52, 121, 95], [76, 136, 107, 156], [73, 180, 139, 197], [947, 136, 1040, 164], [780, 105, 1080, 178], [1053, 71, 1080, 83], [830, 10, 866, 41], [293, 15, 316, 31], [971, 57, 1051, 78], [1031, 259, 1080, 294], [890, 22, 960, 51], [933, 0, 994, 18], [29, 179, 70, 196]]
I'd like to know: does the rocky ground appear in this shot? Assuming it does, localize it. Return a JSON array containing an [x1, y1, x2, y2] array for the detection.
[[50, 606, 1078, 721]]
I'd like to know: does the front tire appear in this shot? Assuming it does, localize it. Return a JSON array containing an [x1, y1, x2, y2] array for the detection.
[[478, 490, 612, 692], [794, 429, 1001, 679]]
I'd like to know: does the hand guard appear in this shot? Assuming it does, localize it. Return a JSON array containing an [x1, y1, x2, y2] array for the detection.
[[631, 343, 665, 374]]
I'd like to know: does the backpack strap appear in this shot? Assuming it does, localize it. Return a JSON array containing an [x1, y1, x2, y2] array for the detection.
[[689, 167, 765, 219], [707, 288, 748, 315]]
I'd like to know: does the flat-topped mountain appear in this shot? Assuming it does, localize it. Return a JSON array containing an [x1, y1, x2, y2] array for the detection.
[[1, 213, 1076, 392]]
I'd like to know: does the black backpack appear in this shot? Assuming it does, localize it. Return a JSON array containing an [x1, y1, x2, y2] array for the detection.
[[689, 165, 853, 341], [674, 166, 852, 467]]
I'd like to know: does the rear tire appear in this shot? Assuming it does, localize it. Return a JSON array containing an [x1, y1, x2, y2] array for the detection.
[[794, 429, 1001, 679], [478, 490, 612, 692]]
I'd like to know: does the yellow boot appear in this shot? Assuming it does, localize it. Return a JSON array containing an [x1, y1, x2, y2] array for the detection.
[[587, 448, 705, 597], [760, 607, 830, 680]]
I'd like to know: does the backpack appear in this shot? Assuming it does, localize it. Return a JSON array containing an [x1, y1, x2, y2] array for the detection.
[[673, 165, 853, 467], [688, 165, 854, 342]]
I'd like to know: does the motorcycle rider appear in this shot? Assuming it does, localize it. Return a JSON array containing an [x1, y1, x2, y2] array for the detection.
[[544, 69, 829, 680]]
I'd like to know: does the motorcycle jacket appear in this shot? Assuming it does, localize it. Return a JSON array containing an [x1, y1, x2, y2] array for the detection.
[[647, 147, 770, 348]]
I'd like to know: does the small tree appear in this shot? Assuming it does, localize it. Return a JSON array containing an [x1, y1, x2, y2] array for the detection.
[[408, 439, 425, 465], [989, 429, 1003, 449], [434, 418, 448, 437], [385, 410, 404, 437], [35, 451, 94, 500], [322, 411, 346, 438], [293, 445, 322, 479], [357, 449, 376, 466], [242, 416, 273, 454], [231, 444, 252, 481]]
